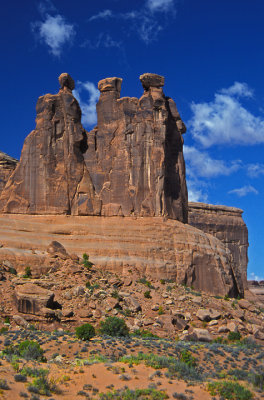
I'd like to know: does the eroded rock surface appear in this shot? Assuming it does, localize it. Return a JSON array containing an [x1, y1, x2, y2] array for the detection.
[[0, 214, 240, 297], [0, 73, 100, 215], [0, 73, 188, 222], [0, 151, 18, 194], [188, 202, 248, 293], [85, 73, 188, 221], [15, 283, 55, 315]]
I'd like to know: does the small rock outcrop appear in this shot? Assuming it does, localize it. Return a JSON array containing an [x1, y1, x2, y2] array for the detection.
[[0, 73, 188, 222], [188, 202, 248, 292], [15, 283, 55, 315], [0, 151, 18, 194]]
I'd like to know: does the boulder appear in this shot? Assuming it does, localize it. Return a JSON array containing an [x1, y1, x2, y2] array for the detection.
[[15, 283, 55, 315], [185, 328, 212, 342], [196, 308, 221, 322]]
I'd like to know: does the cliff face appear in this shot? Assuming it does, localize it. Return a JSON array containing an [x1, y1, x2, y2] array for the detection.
[[188, 202, 248, 292], [0, 73, 188, 222], [84, 74, 188, 221], [0, 74, 100, 215], [0, 151, 18, 194]]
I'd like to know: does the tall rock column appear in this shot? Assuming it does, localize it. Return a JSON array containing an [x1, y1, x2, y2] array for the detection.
[[0, 73, 100, 215], [84, 73, 188, 222]]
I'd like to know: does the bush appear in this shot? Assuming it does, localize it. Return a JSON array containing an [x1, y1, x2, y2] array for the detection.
[[207, 381, 253, 400], [82, 253, 94, 269], [179, 350, 197, 368], [144, 290, 152, 299], [75, 323, 96, 341], [228, 331, 241, 341], [158, 306, 164, 315], [18, 340, 45, 361], [28, 376, 60, 396], [0, 379, 10, 390], [99, 388, 168, 399], [100, 316, 129, 337], [23, 266, 32, 278]]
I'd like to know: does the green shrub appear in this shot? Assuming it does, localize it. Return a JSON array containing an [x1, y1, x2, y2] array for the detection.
[[132, 329, 159, 338], [82, 253, 94, 269], [8, 267, 17, 275], [99, 388, 168, 399], [158, 306, 164, 315], [28, 375, 60, 396], [18, 340, 45, 361], [4, 316, 10, 324], [0, 379, 10, 390], [160, 279, 165, 285], [228, 331, 241, 341], [179, 350, 197, 368], [99, 316, 129, 337], [144, 290, 152, 299], [207, 381, 253, 399], [75, 323, 96, 341], [23, 266, 32, 278]]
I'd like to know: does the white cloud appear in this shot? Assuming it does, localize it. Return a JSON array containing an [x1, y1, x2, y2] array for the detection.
[[187, 180, 208, 203], [147, 0, 174, 12], [73, 81, 100, 128], [184, 146, 241, 178], [228, 185, 258, 197], [189, 82, 264, 147], [87, 1, 176, 45], [249, 272, 264, 281], [32, 14, 75, 57], [88, 9, 112, 22], [247, 163, 264, 178], [219, 81, 253, 98]]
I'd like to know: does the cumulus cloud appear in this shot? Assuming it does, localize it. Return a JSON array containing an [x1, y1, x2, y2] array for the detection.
[[219, 81, 254, 98], [184, 146, 241, 178], [189, 82, 264, 147], [228, 185, 259, 197], [88, 9, 112, 22], [32, 14, 75, 57], [187, 179, 208, 203], [247, 163, 264, 178], [73, 81, 100, 127], [146, 0, 174, 12]]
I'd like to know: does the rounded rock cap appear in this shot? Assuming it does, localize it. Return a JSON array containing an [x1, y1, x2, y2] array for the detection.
[[140, 73, 165, 90], [59, 73, 75, 91], [98, 77, 122, 93]]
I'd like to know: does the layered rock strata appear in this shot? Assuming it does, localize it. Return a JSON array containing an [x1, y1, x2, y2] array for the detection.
[[0, 151, 18, 194], [188, 202, 248, 292], [0, 214, 240, 297], [0, 73, 188, 222]]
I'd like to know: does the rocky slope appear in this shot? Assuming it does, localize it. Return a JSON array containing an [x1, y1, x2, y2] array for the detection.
[[0, 214, 240, 297]]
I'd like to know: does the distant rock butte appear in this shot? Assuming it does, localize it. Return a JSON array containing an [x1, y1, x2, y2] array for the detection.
[[0, 72, 188, 222], [188, 202, 248, 292], [0, 73, 249, 297]]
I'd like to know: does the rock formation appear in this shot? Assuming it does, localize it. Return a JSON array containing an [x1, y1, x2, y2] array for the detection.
[[188, 202, 248, 292], [84, 73, 188, 221], [0, 73, 188, 222], [0, 214, 240, 297], [0, 151, 18, 194], [0, 73, 248, 297], [0, 73, 100, 215]]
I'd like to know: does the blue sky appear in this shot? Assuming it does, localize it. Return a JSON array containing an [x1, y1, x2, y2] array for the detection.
[[1, 0, 264, 280]]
